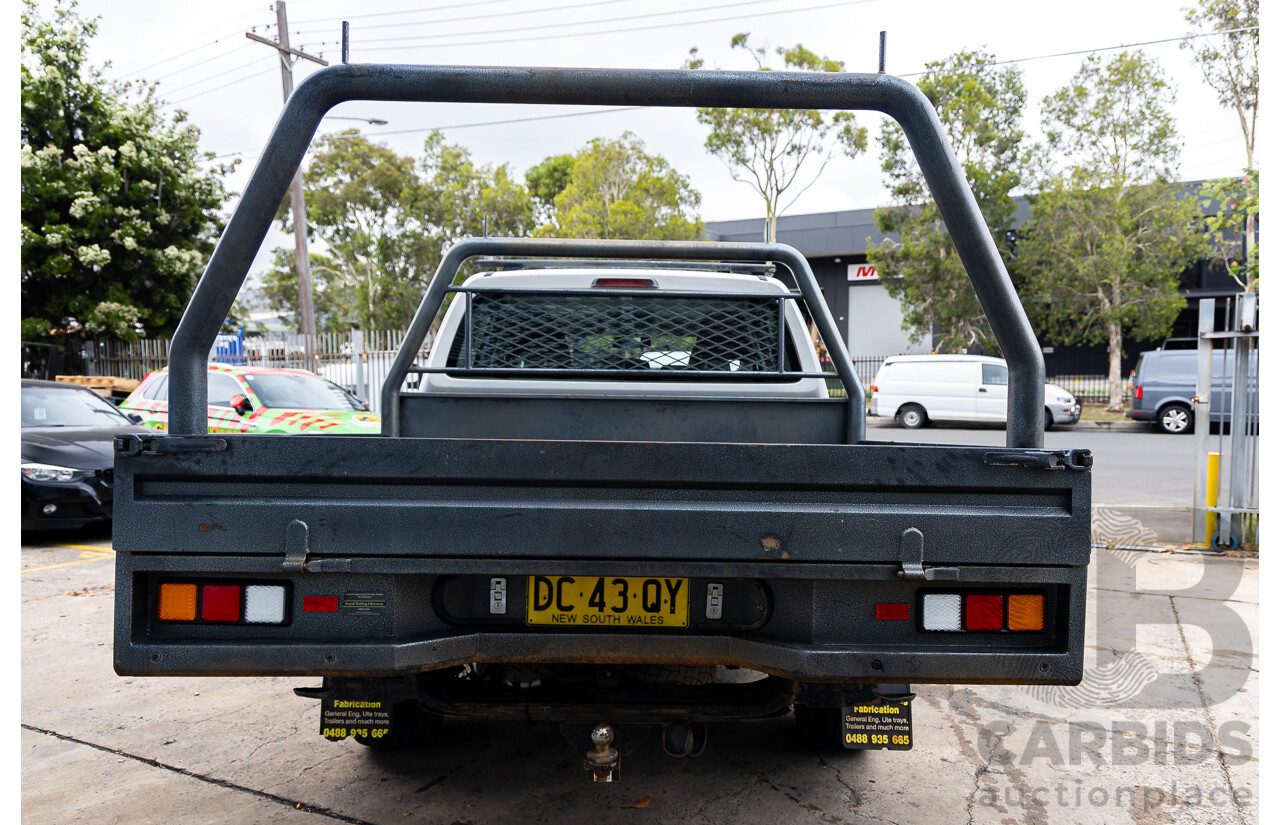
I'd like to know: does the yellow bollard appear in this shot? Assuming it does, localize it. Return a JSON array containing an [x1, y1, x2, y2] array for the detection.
[[1206, 452, 1221, 544]]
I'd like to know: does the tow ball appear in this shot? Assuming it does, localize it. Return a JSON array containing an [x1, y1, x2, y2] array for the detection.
[[584, 723, 621, 782]]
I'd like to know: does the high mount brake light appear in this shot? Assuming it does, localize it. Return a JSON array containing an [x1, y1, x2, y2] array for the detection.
[[591, 278, 658, 288]]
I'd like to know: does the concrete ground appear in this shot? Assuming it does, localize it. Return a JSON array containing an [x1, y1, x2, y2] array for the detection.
[[20, 528, 1257, 825]]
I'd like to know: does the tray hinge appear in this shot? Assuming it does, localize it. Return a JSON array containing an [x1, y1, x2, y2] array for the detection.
[[282, 519, 352, 574], [898, 528, 959, 581], [982, 448, 1092, 471], [113, 433, 228, 457]]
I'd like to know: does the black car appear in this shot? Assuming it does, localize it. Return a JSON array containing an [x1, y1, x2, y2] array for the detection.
[[21, 379, 150, 532]]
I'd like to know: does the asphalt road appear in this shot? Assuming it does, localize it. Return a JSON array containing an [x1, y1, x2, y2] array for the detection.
[[20, 523, 1257, 825]]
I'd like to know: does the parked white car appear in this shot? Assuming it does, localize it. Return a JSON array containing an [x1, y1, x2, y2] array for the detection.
[[869, 354, 1080, 430]]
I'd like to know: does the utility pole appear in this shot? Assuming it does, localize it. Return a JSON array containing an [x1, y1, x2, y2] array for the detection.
[[247, 2, 327, 342]]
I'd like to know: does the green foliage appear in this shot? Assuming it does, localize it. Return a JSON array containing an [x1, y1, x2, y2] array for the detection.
[[20, 0, 235, 341], [688, 34, 867, 242], [83, 301, 143, 341], [1182, 0, 1258, 167], [1199, 169, 1259, 291], [1019, 51, 1206, 409], [525, 154, 575, 224], [533, 133, 703, 241], [268, 131, 532, 332], [868, 50, 1030, 353], [21, 318, 53, 342], [1040, 52, 1180, 188]]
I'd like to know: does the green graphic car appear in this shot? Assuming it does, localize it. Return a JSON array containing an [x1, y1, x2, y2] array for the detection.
[[118, 364, 381, 434]]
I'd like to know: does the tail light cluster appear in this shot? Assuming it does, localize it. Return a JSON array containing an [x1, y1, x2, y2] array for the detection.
[[1134, 385, 1143, 400], [157, 581, 289, 625], [920, 592, 1045, 633]]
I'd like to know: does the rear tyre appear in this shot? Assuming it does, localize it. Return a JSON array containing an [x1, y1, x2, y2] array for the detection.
[[898, 404, 927, 429], [351, 700, 441, 749], [1157, 403, 1193, 435], [1044, 408, 1055, 431]]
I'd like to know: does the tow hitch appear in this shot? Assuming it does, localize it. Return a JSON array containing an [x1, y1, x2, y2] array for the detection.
[[584, 723, 621, 782]]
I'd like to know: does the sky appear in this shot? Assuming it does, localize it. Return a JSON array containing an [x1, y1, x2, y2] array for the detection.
[[17, 0, 1262, 294], [66, 0, 1253, 228]]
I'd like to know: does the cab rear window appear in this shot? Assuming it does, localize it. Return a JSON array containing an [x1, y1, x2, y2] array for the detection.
[[445, 291, 798, 376]]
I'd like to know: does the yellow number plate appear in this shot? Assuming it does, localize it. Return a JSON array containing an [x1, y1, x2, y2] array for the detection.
[[526, 576, 689, 628]]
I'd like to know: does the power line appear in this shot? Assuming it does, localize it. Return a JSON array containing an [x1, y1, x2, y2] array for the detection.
[[292, 0, 637, 37], [329, 106, 649, 139], [113, 14, 271, 80], [355, 0, 871, 52], [897, 26, 1260, 78], [291, 0, 534, 26], [181, 26, 1260, 158], [161, 55, 272, 97], [351, 0, 828, 46], [170, 67, 276, 106], [146, 42, 257, 86]]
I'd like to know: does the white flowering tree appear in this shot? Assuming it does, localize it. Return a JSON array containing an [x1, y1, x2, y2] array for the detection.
[[20, 0, 234, 342]]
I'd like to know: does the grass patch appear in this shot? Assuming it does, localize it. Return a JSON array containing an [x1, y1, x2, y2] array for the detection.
[[1078, 405, 1131, 423]]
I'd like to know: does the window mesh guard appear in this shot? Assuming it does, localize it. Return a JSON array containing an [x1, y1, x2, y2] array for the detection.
[[422, 286, 836, 382]]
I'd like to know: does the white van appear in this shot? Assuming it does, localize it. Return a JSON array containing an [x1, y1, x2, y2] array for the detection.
[[869, 354, 1081, 430]]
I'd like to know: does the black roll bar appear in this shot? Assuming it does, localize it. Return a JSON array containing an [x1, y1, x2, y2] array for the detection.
[[168, 63, 1044, 448]]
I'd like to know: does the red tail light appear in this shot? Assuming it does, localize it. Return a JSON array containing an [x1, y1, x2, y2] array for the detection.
[[964, 594, 1004, 631], [591, 278, 658, 288], [1134, 385, 1143, 400]]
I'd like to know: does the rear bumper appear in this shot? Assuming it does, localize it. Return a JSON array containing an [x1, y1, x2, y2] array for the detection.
[[1126, 409, 1154, 422], [114, 554, 1087, 686]]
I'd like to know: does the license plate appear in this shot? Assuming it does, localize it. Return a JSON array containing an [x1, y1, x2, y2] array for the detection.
[[525, 575, 689, 628]]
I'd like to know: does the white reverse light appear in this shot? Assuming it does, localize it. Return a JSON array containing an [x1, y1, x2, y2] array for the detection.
[[921, 594, 962, 631], [243, 585, 287, 624]]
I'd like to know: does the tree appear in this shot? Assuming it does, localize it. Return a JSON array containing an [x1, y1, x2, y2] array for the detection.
[[1183, 0, 1258, 168], [267, 131, 532, 332], [867, 50, 1031, 353], [525, 153, 575, 225], [1183, 0, 1259, 291], [688, 34, 867, 242], [532, 133, 703, 240], [1200, 170, 1258, 291], [20, 0, 235, 341], [1019, 52, 1206, 411]]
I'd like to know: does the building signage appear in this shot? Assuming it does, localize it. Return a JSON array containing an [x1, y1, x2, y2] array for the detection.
[[848, 264, 879, 282]]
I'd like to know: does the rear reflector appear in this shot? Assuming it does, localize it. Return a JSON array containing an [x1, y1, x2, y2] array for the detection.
[[157, 583, 198, 622], [964, 594, 1004, 631], [921, 594, 962, 631], [876, 603, 910, 621], [201, 585, 242, 622], [1007, 594, 1045, 631], [244, 585, 287, 624], [303, 595, 339, 613]]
